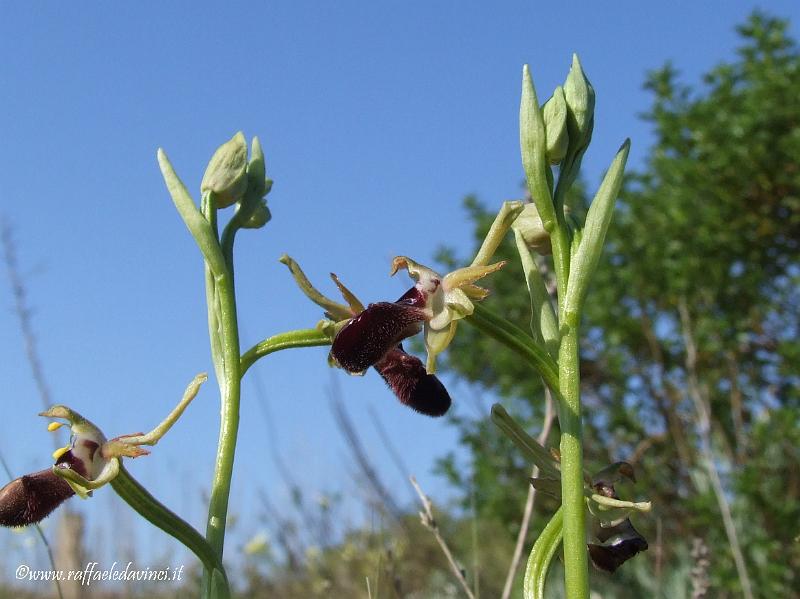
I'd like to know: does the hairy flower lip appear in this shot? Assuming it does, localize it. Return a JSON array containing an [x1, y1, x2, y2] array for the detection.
[[330, 301, 427, 373], [0, 468, 75, 527], [374, 346, 451, 417]]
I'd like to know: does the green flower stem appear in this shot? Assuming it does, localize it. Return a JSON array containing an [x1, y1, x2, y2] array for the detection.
[[200, 198, 242, 572], [111, 465, 229, 598], [202, 195, 226, 396], [557, 311, 589, 599], [240, 329, 332, 377], [523, 506, 563, 599], [466, 303, 559, 394], [220, 202, 256, 274]]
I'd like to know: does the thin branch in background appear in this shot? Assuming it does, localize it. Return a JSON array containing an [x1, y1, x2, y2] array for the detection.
[[409, 475, 476, 599], [0, 451, 64, 599], [628, 433, 667, 468], [1, 218, 65, 599], [367, 405, 413, 501], [250, 366, 300, 491], [724, 351, 747, 463], [500, 390, 556, 599], [329, 379, 403, 522], [1, 219, 54, 415], [654, 517, 663, 596], [470, 477, 480, 599], [678, 298, 754, 599], [257, 489, 302, 573], [249, 352, 338, 547]]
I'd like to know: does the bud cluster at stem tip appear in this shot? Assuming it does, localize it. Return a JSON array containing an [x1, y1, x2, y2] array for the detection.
[[201, 132, 273, 225]]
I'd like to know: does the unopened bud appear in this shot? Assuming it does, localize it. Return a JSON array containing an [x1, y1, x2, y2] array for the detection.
[[512, 203, 551, 255], [542, 86, 569, 164], [563, 55, 595, 156], [246, 137, 267, 198], [201, 132, 249, 208], [242, 199, 271, 229]]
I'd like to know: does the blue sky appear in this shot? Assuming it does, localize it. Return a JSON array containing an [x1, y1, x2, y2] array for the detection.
[[1, 1, 798, 577]]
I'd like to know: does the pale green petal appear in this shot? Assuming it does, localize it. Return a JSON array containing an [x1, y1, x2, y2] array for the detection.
[[424, 322, 458, 373], [442, 261, 505, 290], [444, 287, 475, 320]]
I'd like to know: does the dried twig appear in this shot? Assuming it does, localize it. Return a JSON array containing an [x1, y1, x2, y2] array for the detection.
[[409, 475, 476, 599], [1, 220, 53, 415], [500, 391, 555, 599], [367, 405, 412, 492], [330, 382, 403, 522], [1, 218, 66, 599], [678, 298, 753, 599]]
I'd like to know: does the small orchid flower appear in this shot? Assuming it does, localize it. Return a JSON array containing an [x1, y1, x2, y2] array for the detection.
[[282, 255, 506, 417], [530, 459, 650, 573], [0, 374, 205, 527]]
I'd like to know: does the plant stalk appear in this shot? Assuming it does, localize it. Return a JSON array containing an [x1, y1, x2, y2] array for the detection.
[[558, 311, 588, 598]]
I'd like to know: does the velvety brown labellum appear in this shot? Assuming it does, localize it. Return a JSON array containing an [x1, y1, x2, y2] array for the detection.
[[0, 468, 75, 527], [331, 302, 426, 373], [375, 347, 451, 417]]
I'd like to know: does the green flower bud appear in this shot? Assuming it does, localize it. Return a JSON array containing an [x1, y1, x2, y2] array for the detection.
[[563, 54, 595, 156], [542, 86, 569, 164], [246, 136, 267, 198], [201, 132, 248, 208], [241, 199, 271, 229], [512, 203, 551, 255]]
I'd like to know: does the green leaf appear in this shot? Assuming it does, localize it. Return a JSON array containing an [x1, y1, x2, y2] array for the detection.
[[564, 139, 630, 317]]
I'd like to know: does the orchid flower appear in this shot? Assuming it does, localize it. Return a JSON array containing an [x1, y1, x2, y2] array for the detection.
[[0, 374, 205, 527], [281, 255, 504, 417]]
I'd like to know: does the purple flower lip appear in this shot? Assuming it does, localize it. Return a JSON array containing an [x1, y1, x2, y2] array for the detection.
[[331, 301, 427, 374], [375, 346, 451, 417], [329, 290, 451, 417], [0, 469, 75, 527]]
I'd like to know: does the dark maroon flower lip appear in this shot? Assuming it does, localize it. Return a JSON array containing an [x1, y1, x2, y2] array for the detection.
[[374, 346, 451, 417], [329, 290, 452, 417], [331, 301, 427, 374], [395, 286, 428, 308], [0, 468, 75, 527]]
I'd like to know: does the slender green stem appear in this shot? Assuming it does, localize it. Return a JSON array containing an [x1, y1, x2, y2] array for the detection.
[[110, 465, 229, 597], [466, 304, 559, 393], [523, 507, 563, 599], [202, 196, 225, 386], [557, 312, 588, 598], [200, 197, 242, 578], [241, 329, 332, 376]]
